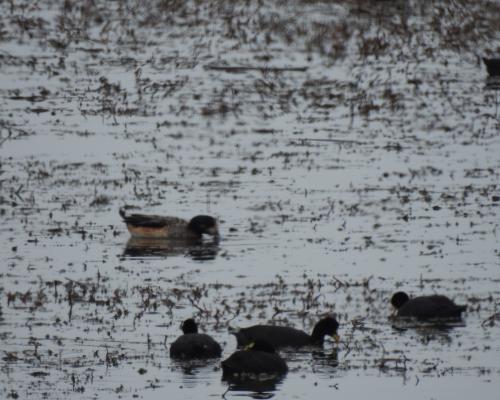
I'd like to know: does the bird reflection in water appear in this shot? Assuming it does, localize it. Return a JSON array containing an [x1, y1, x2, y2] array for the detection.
[[311, 347, 339, 369], [172, 358, 218, 375], [122, 236, 220, 260], [169, 358, 221, 390], [485, 76, 500, 90], [391, 318, 466, 345], [222, 375, 284, 399]]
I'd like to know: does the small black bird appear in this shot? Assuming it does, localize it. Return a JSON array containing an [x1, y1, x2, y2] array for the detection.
[[222, 339, 288, 377], [483, 57, 500, 76], [391, 291, 466, 319], [170, 319, 222, 359], [231, 316, 339, 348]]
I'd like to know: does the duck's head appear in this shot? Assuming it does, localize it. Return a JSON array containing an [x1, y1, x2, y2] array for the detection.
[[311, 316, 340, 344], [391, 291, 410, 310], [181, 318, 198, 334], [246, 339, 276, 354], [188, 215, 219, 237]]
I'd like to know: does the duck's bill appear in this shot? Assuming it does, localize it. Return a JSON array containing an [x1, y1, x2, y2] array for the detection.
[[331, 334, 340, 344]]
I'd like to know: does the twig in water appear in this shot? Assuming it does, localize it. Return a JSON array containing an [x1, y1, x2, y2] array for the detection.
[[297, 138, 366, 145], [481, 312, 500, 327], [204, 64, 307, 73]]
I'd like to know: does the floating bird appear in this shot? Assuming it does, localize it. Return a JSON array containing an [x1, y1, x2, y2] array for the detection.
[[231, 316, 339, 348], [221, 339, 288, 377], [391, 291, 466, 319], [170, 319, 222, 359], [119, 208, 218, 240], [483, 57, 500, 76]]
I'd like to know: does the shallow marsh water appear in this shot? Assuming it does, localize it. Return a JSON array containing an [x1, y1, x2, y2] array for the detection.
[[1, 0, 500, 399]]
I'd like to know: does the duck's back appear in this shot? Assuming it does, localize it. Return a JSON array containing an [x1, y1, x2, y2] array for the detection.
[[397, 295, 466, 319], [222, 350, 287, 375], [170, 333, 222, 359], [235, 325, 310, 348], [121, 211, 188, 238]]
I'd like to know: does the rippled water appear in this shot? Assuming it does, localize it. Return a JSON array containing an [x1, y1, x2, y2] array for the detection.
[[1, 0, 500, 399]]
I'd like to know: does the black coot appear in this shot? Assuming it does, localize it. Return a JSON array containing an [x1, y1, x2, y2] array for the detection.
[[232, 316, 339, 348], [391, 291, 466, 319], [221, 339, 288, 377], [170, 319, 222, 359]]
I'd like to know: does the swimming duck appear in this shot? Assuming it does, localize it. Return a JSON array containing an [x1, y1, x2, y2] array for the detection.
[[231, 316, 339, 348], [170, 319, 222, 359], [221, 339, 288, 377], [483, 57, 500, 76], [119, 208, 218, 240], [391, 291, 466, 319]]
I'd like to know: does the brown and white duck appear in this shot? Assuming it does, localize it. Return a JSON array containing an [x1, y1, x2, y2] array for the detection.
[[119, 208, 219, 240]]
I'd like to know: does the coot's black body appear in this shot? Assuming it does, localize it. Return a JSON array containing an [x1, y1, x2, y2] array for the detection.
[[391, 292, 466, 320], [170, 319, 222, 359], [221, 339, 287, 377], [232, 317, 339, 348]]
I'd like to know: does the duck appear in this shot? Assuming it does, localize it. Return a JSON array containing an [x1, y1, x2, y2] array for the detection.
[[231, 316, 339, 348], [169, 319, 222, 359], [483, 57, 500, 76], [391, 291, 466, 319], [221, 339, 288, 377], [119, 208, 219, 240]]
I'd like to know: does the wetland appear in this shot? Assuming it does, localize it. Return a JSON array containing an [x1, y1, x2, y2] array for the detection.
[[1, 0, 500, 399]]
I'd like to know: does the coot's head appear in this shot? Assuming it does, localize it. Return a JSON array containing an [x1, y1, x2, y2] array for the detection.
[[188, 215, 219, 237], [181, 318, 198, 334], [391, 292, 410, 310], [311, 316, 340, 344]]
